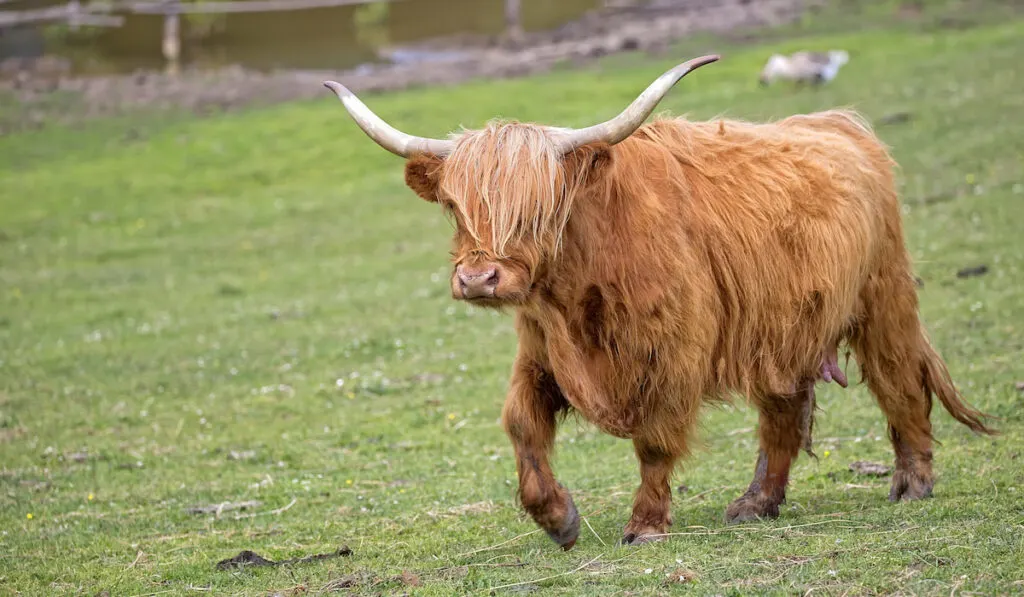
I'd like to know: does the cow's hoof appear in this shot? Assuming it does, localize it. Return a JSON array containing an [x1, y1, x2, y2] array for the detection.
[[621, 522, 667, 546], [543, 494, 580, 550], [888, 470, 933, 502], [620, 530, 665, 546], [725, 493, 781, 524]]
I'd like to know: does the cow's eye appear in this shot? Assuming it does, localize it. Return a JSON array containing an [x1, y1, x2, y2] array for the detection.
[[439, 202, 457, 226]]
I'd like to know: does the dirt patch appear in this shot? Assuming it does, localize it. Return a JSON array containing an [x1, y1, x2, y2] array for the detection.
[[399, 570, 422, 587], [665, 568, 699, 585], [215, 545, 352, 571], [0, 425, 27, 443], [0, 0, 810, 133]]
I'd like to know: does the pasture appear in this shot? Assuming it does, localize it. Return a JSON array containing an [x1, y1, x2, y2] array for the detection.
[[2, 4, 1023, 595]]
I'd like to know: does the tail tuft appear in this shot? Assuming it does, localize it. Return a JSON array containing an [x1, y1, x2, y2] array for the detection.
[[921, 334, 997, 435]]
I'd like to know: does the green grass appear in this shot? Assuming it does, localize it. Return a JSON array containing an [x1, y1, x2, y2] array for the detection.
[[2, 7, 1024, 596]]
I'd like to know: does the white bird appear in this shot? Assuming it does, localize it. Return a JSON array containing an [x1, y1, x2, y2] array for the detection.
[[759, 50, 850, 87]]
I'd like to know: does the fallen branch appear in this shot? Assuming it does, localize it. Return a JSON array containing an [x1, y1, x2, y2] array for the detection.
[[1, 0, 398, 29], [120, 0, 403, 14], [0, 3, 123, 28], [216, 545, 352, 571]]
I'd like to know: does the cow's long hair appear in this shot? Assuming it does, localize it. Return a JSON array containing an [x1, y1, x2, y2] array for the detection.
[[330, 66, 994, 546], [440, 121, 590, 258], [428, 108, 989, 445]]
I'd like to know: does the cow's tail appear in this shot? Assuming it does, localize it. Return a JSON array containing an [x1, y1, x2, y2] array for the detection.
[[849, 266, 996, 438], [919, 327, 997, 436]]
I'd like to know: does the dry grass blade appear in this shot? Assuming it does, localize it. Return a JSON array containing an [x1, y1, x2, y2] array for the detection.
[[679, 485, 735, 503], [484, 554, 603, 594], [658, 518, 868, 538], [125, 550, 145, 571], [582, 516, 607, 546], [232, 498, 297, 520], [185, 500, 262, 516], [455, 529, 542, 559]]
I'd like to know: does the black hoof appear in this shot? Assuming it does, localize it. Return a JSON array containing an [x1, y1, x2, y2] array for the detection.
[[725, 493, 781, 525], [620, 528, 665, 545], [544, 494, 580, 550], [888, 471, 934, 502]]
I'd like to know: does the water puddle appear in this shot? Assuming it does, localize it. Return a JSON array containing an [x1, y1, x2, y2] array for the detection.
[[0, 0, 600, 75]]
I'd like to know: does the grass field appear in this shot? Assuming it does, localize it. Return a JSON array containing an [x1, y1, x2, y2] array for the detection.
[[2, 4, 1023, 595]]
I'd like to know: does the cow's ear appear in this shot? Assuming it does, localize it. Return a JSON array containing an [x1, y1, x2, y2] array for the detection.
[[405, 154, 444, 203], [563, 142, 613, 187]]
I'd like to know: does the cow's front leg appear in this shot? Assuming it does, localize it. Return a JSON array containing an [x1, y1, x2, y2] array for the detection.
[[622, 439, 679, 545], [502, 366, 578, 550], [726, 380, 814, 523]]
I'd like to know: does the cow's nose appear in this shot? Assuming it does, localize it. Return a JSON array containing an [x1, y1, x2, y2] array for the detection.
[[457, 266, 499, 299]]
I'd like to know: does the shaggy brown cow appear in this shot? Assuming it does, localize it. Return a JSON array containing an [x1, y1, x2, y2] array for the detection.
[[323, 55, 994, 549]]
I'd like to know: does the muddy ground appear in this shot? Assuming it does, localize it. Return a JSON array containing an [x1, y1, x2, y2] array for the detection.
[[0, 0, 814, 133]]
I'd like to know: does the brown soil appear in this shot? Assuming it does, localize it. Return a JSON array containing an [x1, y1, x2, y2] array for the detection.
[[0, 0, 809, 132]]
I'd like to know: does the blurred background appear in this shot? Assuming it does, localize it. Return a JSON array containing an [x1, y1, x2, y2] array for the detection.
[[1, 0, 615, 75], [0, 0, 821, 131]]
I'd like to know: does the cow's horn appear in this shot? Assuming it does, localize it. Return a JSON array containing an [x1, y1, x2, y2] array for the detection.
[[555, 54, 720, 153], [323, 80, 455, 158]]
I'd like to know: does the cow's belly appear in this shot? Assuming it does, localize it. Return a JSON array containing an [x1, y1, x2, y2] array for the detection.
[[543, 331, 703, 439], [728, 238, 871, 394], [551, 348, 638, 438]]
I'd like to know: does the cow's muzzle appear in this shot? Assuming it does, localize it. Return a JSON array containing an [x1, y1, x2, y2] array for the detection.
[[456, 264, 499, 300]]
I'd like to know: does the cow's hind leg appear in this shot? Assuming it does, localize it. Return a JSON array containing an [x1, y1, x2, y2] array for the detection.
[[622, 439, 679, 545], [851, 247, 993, 501], [503, 367, 579, 550], [726, 381, 814, 523], [849, 277, 939, 502]]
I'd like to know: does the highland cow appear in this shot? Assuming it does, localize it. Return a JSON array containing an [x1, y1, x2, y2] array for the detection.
[[323, 55, 993, 549]]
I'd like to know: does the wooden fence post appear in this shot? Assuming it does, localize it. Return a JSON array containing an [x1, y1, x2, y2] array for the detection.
[[68, 0, 80, 30], [504, 0, 522, 42], [162, 0, 181, 67]]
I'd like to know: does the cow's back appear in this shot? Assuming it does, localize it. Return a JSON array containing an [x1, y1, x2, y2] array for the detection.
[[626, 113, 899, 397]]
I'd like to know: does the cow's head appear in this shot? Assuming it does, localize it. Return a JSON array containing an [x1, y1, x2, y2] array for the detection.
[[323, 55, 718, 308]]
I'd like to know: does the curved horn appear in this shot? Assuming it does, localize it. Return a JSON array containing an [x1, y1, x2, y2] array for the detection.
[[323, 80, 455, 158], [554, 54, 720, 153]]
